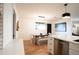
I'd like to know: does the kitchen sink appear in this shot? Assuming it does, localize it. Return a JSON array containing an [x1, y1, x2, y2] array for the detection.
[[74, 39, 79, 42]]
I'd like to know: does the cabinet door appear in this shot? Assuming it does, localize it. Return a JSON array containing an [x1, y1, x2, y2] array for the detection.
[[69, 49, 79, 55], [62, 41, 69, 55], [69, 43, 79, 55], [69, 43, 79, 52], [54, 39, 69, 55], [54, 39, 60, 55]]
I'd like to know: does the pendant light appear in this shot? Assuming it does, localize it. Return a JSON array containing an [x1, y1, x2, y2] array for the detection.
[[62, 4, 71, 18]]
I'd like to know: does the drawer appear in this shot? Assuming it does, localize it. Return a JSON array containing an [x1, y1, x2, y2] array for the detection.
[[69, 43, 79, 52], [48, 44, 53, 49], [49, 38, 53, 40], [48, 39, 54, 43], [48, 44, 54, 50], [48, 42, 53, 45], [69, 49, 79, 55], [48, 38, 54, 41], [48, 48, 54, 54], [48, 42, 54, 48]]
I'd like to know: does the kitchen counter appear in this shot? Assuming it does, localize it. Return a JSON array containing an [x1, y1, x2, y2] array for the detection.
[[48, 34, 79, 55], [51, 35, 79, 45]]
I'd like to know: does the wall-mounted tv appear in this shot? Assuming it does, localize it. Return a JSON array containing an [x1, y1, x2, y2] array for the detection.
[[55, 22, 66, 32]]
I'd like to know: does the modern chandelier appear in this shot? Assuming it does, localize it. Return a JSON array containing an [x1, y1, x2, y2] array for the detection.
[[62, 4, 71, 18]]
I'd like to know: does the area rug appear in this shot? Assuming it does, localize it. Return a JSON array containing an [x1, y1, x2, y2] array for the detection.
[[23, 40, 48, 55]]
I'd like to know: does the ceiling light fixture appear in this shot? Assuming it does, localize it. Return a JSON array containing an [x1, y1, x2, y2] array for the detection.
[[38, 16, 45, 18], [62, 4, 71, 18]]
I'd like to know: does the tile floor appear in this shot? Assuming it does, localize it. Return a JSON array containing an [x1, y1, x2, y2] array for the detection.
[[0, 39, 24, 55]]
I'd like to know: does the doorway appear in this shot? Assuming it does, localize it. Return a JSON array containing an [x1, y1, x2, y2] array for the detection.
[[13, 10, 16, 39]]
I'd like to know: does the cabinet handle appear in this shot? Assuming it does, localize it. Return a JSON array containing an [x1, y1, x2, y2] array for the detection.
[[50, 39, 52, 40], [49, 49, 52, 51], [49, 43, 52, 45]]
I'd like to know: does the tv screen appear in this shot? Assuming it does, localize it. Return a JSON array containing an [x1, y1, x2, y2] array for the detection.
[[55, 22, 66, 32]]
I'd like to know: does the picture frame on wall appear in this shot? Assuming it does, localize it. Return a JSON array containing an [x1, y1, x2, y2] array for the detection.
[[16, 21, 19, 31]]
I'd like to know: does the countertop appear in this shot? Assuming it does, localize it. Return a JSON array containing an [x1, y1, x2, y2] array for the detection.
[[51, 35, 79, 45]]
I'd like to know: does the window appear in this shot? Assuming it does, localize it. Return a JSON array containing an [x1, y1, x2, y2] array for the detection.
[[55, 22, 66, 32], [35, 22, 46, 30]]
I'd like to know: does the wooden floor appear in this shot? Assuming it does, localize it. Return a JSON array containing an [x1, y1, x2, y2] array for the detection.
[[23, 40, 48, 55]]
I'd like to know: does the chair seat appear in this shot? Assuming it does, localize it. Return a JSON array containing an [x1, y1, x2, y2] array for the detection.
[[37, 37, 48, 45]]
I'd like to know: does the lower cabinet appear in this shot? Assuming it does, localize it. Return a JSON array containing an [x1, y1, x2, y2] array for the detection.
[[54, 38, 69, 55], [48, 37, 79, 55], [69, 49, 79, 55], [48, 37, 69, 55], [69, 43, 79, 55]]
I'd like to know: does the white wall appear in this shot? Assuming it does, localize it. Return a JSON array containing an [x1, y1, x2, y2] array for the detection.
[[18, 17, 52, 40], [52, 18, 72, 39], [3, 3, 13, 48], [14, 4, 65, 40]]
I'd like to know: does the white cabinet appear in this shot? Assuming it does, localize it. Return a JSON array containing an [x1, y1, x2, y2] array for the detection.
[[69, 43, 79, 55], [48, 36, 54, 54]]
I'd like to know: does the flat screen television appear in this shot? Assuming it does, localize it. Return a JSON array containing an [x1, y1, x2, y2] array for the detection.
[[55, 22, 66, 32]]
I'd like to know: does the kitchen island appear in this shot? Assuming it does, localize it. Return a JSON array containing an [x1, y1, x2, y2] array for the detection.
[[48, 35, 79, 55]]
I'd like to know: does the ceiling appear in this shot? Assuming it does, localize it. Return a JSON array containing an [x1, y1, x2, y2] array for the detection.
[[15, 3, 79, 21]]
